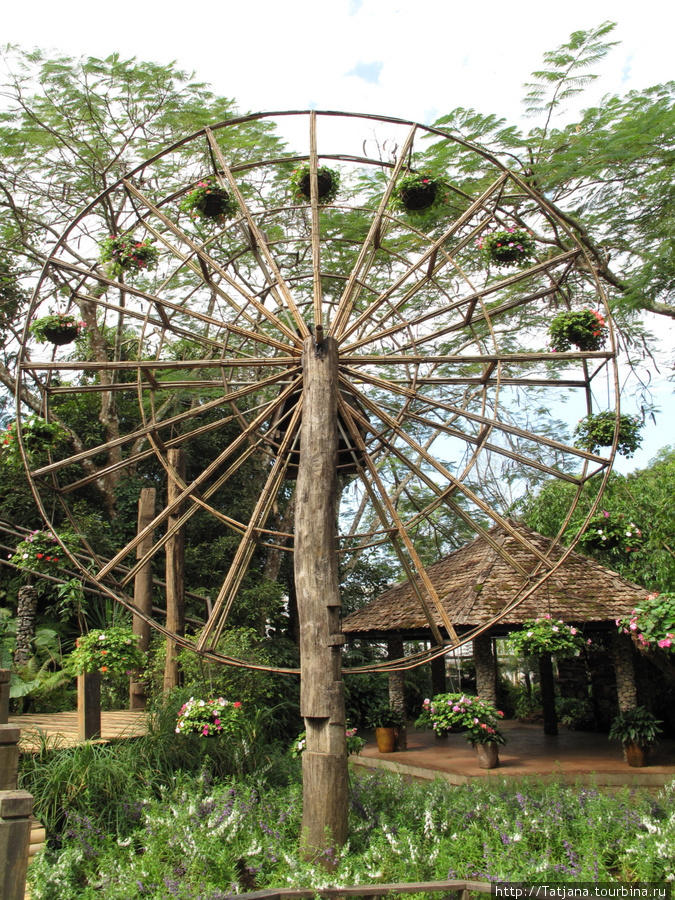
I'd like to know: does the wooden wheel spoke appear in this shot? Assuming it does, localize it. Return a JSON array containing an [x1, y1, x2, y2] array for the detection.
[[122, 178, 303, 347], [197, 399, 304, 651], [338, 172, 509, 345], [204, 128, 310, 340], [330, 123, 418, 338]]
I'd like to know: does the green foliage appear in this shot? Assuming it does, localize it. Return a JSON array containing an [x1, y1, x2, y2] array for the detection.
[[179, 179, 238, 221], [578, 511, 644, 558], [365, 702, 406, 729], [608, 706, 662, 747], [99, 234, 159, 275], [416, 692, 506, 744], [66, 627, 145, 679], [289, 163, 340, 204], [290, 727, 365, 758], [548, 308, 608, 352], [574, 411, 643, 457], [507, 616, 586, 658]]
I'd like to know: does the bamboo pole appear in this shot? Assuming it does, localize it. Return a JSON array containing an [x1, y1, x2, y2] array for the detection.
[[130, 488, 155, 710], [164, 450, 186, 695]]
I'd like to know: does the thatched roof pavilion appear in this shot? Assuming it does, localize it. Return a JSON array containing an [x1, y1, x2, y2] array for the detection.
[[342, 520, 649, 641]]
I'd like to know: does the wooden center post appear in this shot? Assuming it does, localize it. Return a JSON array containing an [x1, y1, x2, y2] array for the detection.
[[294, 335, 348, 860]]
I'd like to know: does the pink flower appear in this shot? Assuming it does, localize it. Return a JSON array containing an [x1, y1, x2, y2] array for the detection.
[[629, 622, 637, 631], [570, 627, 578, 635]]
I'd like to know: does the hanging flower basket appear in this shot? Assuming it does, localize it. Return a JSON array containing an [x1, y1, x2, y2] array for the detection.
[[180, 179, 238, 221], [30, 312, 86, 346], [507, 615, 585, 657], [8, 528, 79, 574], [67, 627, 146, 679], [289, 163, 340, 204], [477, 228, 536, 267], [574, 411, 643, 457], [549, 309, 608, 352], [390, 173, 445, 215], [99, 235, 159, 277], [1, 416, 69, 467], [578, 511, 644, 557], [175, 696, 244, 737], [416, 692, 506, 744], [616, 592, 675, 653]]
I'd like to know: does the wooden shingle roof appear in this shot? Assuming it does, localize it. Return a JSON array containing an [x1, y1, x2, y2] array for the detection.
[[342, 520, 648, 637]]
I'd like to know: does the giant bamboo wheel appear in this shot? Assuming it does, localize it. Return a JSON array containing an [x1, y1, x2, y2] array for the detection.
[[17, 110, 620, 674]]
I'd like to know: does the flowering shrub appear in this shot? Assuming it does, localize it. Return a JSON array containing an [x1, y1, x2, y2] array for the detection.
[[99, 235, 158, 276], [175, 696, 243, 737], [578, 511, 644, 557], [289, 163, 340, 204], [390, 173, 447, 215], [68, 627, 146, 678], [290, 727, 365, 758], [574, 411, 643, 457], [477, 228, 536, 267], [507, 616, 585, 657], [616, 592, 675, 651], [8, 528, 79, 574], [1, 416, 69, 467], [30, 312, 87, 344], [180, 179, 238, 221], [416, 693, 506, 744], [549, 309, 608, 352]]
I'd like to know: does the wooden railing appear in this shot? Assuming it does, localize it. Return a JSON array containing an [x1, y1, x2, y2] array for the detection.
[[233, 881, 493, 900]]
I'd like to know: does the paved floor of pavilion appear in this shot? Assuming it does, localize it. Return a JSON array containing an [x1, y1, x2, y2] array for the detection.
[[353, 720, 675, 787]]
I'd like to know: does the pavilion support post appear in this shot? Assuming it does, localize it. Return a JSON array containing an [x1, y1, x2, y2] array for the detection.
[[431, 651, 446, 696], [130, 488, 156, 710], [473, 632, 497, 705], [295, 336, 348, 863], [77, 672, 101, 741], [387, 635, 406, 750], [0, 671, 9, 725], [611, 631, 638, 711], [539, 652, 558, 735], [0, 790, 33, 900], [164, 450, 186, 695], [0, 726, 20, 791]]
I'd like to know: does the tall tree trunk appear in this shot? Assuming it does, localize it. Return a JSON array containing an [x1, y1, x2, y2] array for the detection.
[[539, 652, 558, 736], [294, 336, 348, 862], [164, 450, 186, 695]]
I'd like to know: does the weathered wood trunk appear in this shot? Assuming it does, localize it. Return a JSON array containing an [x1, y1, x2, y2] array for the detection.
[[130, 488, 155, 710], [294, 336, 348, 861], [164, 450, 186, 695], [13, 585, 38, 668]]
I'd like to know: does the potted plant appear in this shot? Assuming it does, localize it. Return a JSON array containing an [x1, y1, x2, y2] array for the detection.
[[289, 163, 340, 204], [366, 703, 405, 752], [1, 416, 69, 468], [180, 178, 238, 221], [8, 528, 79, 574], [608, 707, 662, 767], [99, 235, 159, 276], [477, 227, 536, 267], [30, 312, 86, 346], [390, 172, 446, 215], [174, 695, 243, 738], [574, 411, 643, 457], [417, 693, 506, 767], [507, 615, 585, 658], [549, 309, 608, 352]]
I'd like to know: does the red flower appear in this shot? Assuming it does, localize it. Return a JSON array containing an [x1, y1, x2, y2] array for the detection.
[[234, 701, 242, 708]]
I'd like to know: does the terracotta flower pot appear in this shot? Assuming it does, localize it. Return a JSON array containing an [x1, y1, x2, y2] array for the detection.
[[375, 726, 397, 753], [624, 740, 649, 767], [44, 326, 79, 345], [475, 742, 500, 769]]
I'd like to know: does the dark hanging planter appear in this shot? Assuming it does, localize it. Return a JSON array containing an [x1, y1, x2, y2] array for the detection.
[[478, 229, 536, 268], [290, 164, 340, 204], [391, 173, 444, 215], [180, 180, 238, 221], [43, 325, 79, 345]]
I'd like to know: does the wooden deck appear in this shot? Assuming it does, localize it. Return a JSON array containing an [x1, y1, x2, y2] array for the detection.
[[9, 709, 148, 750]]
